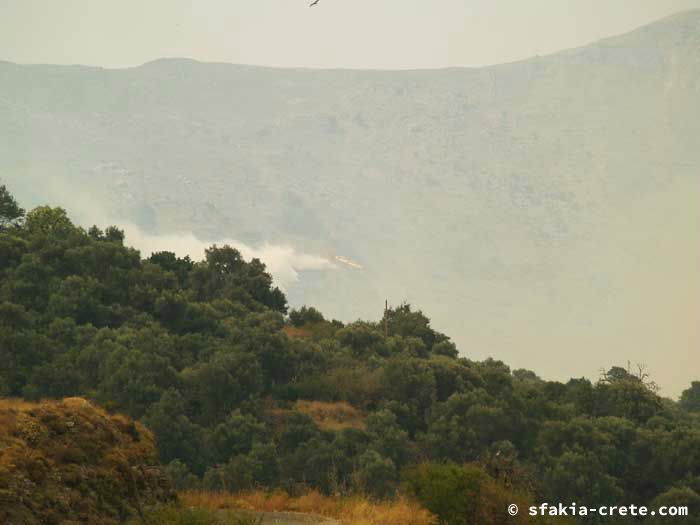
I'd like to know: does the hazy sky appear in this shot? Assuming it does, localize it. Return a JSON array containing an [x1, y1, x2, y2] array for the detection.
[[2, 0, 700, 69]]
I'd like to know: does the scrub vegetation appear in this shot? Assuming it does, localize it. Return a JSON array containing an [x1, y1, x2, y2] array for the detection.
[[2, 185, 700, 523]]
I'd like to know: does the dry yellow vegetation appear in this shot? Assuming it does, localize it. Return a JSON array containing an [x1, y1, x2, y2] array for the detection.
[[282, 326, 313, 339], [0, 397, 174, 525], [294, 400, 365, 431], [181, 489, 436, 525]]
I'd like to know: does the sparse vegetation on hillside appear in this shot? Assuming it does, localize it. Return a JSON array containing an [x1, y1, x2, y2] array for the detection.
[[294, 401, 365, 431], [0, 397, 174, 525]]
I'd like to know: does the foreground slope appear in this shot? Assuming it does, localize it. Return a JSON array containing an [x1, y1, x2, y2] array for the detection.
[[0, 398, 174, 525], [1, 196, 700, 516]]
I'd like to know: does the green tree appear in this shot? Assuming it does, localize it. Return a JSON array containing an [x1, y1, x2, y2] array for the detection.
[[0, 184, 24, 230], [143, 389, 208, 474], [289, 305, 325, 327], [182, 351, 264, 426], [649, 486, 700, 525], [365, 409, 411, 468], [24, 206, 76, 238], [190, 245, 287, 313], [205, 411, 267, 465], [383, 302, 451, 352], [355, 450, 398, 498], [680, 382, 700, 413]]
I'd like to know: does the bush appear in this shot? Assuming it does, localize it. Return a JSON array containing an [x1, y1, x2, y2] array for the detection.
[[355, 450, 398, 498], [166, 460, 202, 491], [288, 306, 325, 327], [402, 462, 540, 525], [402, 463, 483, 525]]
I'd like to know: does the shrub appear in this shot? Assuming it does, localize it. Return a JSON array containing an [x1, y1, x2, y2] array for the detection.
[[402, 462, 539, 525], [402, 463, 483, 525]]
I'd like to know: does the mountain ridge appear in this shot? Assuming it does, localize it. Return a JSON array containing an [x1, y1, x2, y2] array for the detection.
[[3, 8, 700, 73], [0, 9, 698, 395]]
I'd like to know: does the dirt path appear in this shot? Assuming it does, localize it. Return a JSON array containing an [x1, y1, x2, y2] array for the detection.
[[224, 509, 340, 525]]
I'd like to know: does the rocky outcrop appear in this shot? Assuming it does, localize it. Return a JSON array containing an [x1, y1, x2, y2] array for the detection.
[[0, 397, 175, 525]]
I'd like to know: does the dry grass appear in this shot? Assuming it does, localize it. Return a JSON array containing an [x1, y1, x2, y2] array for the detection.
[[0, 397, 43, 411], [181, 489, 436, 525], [282, 326, 313, 339], [294, 400, 365, 431], [0, 397, 174, 525]]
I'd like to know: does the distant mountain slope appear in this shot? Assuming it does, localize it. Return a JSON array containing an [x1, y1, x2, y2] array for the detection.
[[1, 10, 699, 394]]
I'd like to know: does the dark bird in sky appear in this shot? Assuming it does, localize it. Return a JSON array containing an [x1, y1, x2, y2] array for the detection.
[[309, 0, 320, 6]]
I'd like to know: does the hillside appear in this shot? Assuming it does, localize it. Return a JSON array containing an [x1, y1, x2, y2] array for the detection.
[[0, 10, 699, 393], [2, 192, 700, 520], [0, 397, 174, 525]]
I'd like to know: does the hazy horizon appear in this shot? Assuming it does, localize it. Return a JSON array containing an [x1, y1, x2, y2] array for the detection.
[[2, 1, 700, 70], [1, 4, 698, 398]]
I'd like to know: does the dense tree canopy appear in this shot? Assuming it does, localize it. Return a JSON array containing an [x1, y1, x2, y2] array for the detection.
[[1, 185, 699, 523]]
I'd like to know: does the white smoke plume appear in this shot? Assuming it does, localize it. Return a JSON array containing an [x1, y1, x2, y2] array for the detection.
[[121, 224, 334, 290], [14, 181, 333, 291]]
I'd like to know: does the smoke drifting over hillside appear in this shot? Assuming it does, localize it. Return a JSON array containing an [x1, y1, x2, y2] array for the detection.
[[9, 179, 335, 291], [1, 10, 699, 395], [122, 225, 335, 291]]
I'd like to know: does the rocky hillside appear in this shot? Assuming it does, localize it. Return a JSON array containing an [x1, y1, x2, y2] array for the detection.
[[0, 398, 174, 525]]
